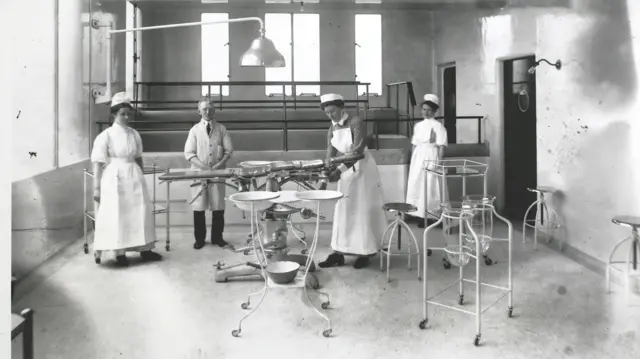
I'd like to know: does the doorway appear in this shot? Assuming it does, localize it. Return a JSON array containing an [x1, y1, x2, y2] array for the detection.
[[442, 66, 457, 144], [503, 56, 537, 219]]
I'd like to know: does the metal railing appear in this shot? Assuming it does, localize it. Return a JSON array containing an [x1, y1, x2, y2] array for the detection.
[[386, 81, 417, 136], [133, 80, 372, 113]]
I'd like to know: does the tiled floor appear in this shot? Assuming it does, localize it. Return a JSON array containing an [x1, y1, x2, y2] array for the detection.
[[11, 222, 640, 359]]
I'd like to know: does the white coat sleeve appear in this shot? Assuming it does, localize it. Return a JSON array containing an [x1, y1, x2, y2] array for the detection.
[[91, 132, 108, 164], [133, 130, 144, 158], [436, 122, 448, 147], [184, 128, 198, 161]]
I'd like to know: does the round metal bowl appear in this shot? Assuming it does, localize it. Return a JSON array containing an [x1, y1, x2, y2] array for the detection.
[[228, 191, 280, 212], [265, 260, 300, 284], [270, 190, 300, 204], [294, 190, 344, 202]]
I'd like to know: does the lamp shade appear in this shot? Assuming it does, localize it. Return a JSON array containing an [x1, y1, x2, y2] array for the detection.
[[240, 35, 286, 68]]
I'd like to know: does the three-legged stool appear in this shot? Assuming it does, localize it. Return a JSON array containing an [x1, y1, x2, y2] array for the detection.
[[380, 203, 421, 282], [606, 216, 640, 304], [523, 186, 563, 250]]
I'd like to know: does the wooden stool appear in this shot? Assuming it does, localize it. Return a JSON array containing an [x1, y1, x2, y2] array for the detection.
[[380, 203, 421, 282], [606, 216, 640, 304], [11, 308, 35, 359], [522, 186, 563, 250]]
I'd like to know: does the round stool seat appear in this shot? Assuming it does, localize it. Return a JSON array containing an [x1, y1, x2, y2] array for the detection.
[[527, 186, 555, 194], [383, 202, 417, 214], [612, 216, 640, 229]]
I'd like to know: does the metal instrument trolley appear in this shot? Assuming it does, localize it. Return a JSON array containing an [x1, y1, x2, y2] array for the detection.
[[424, 159, 492, 268], [83, 164, 171, 263], [419, 199, 514, 346], [230, 190, 343, 338]]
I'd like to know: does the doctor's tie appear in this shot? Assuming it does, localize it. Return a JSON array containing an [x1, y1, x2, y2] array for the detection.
[[206, 123, 212, 136]]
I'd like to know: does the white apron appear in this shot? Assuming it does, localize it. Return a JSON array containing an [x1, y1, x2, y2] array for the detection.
[[330, 127, 386, 256], [92, 127, 157, 253], [406, 119, 449, 219]]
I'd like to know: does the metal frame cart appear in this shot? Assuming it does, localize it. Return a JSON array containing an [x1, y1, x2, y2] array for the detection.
[[424, 159, 495, 268], [83, 164, 171, 263], [230, 190, 343, 338], [419, 196, 514, 346]]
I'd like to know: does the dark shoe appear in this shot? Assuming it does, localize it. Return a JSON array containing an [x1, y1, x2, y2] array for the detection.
[[194, 241, 206, 250], [140, 251, 162, 261], [353, 256, 370, 269], [318, 253, 345, 268], [418, 220, 425, 229], [115, 255, 129, 267], [213, 238, 234, 250]]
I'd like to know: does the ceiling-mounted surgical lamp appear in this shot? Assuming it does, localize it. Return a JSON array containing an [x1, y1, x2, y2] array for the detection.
[[92, 17, 285, 103], [528, 58, 562, 75]]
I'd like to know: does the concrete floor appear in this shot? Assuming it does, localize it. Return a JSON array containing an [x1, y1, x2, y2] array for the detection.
[[11, 222, 640, 359]]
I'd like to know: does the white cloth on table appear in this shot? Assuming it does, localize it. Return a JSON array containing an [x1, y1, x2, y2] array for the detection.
[[91, 123, 157, 255]]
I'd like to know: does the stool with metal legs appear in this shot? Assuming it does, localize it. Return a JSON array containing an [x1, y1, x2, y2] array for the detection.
[[380, 203, 421, 282], [522, 186, 563, 250], [606, 216, 640, 304]]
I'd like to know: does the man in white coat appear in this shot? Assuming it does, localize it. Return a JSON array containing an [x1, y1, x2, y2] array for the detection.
[[405, 94, 448, 228], [318, 93, 387, 269], [184, 98, 234, 250]]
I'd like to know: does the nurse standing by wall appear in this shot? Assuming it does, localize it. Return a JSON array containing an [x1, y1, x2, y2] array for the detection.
[[406, 94, 449, 228], [91, 92, 162, 267]]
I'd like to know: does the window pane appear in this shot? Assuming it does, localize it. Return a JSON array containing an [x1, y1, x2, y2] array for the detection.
[[201, 13, 230, 96], [265, 13, 292, 96], [355, 14, 382, 96], [293, 13, 320, 96]]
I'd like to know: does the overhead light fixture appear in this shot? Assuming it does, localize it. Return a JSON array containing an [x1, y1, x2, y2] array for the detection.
[[240, 28, 286, 67], [93, 17, 286, 103], [528, 58, 562, 74]]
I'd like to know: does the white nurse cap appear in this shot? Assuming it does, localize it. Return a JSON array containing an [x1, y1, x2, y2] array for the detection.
[[320, 93, 344, 104], [423, 94, 440, 107], [111, 92, 132, 107]]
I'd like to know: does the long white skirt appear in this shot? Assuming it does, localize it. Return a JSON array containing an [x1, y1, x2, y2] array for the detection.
[[93, 160, 157, 256]]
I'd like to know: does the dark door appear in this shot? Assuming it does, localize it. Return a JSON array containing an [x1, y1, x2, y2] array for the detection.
[[503, 56, 537, 219], [443, 66, 457, 144]]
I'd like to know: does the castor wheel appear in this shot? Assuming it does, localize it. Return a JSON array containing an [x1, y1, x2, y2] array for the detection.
[[241, 302, 249, 310], [427, 249, 432, 256], [484, 256, 493, 266], [474, 335, 481, 346], [419, 319, 428, 329], [322, 329, 332, 338], [231, 329, 240, 337], [301, 249, 308, 255], [458, 294, 464, 305], [508, 307, 513, 318], [94, 256, 101, 264], [321, 301, 330, 310], [443, 258, 452, 270], [243, 250, 251, 255], [83, 243, 89, 254], [165, 245, 170, 251]]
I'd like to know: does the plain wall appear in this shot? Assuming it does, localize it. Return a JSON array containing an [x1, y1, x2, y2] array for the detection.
[[138, 3, 434, 108], [432, 0, 640, 262], [10, 0, 127, 280]]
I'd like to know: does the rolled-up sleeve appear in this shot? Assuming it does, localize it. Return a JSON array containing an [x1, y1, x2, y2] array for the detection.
[[90, 132, 108, 164], [184, 128, 198, 161], [436, 122, 448, 147], [349, 116, 367, 154], [326, 126, 336, 161], [133, 130, 144, 158], [221, 126, 234, 157]]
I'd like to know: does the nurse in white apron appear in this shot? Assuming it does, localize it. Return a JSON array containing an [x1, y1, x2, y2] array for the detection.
[[91, 92, 162, 267], [405, 94, 448, 228], [318, 93, 387, 269]]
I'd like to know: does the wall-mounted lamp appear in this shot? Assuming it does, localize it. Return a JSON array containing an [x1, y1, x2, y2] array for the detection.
[[528, 59, 562, 74]]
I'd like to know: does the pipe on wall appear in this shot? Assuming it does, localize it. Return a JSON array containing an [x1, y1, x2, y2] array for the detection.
[[54, 0, 59, 168]]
